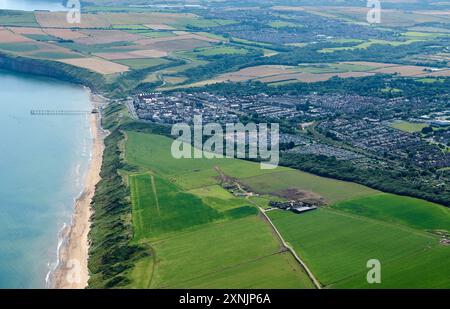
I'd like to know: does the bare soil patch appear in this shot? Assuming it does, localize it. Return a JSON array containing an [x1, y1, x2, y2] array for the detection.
[[75, 29, 144, 45], [373, 65, 431, 76], [43, 28, 89, 40], [95, 49, 168, 60], [0, 29, 33, 42], [8, 27, 45, 35], [59, 57, 129, 74], [272, 188, 327, 206]]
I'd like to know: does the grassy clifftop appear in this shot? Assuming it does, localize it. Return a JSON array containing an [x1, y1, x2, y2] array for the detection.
[[0, 52, 107, 92]]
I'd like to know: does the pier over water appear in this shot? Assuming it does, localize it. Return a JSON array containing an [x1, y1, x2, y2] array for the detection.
[[30, 109, 97, 115]]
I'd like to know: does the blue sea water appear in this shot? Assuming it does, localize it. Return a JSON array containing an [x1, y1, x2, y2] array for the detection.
[[0, 0, 65, 11], [0, 70, 92, 288]]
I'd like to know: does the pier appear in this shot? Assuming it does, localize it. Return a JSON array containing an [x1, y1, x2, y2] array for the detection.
[[30, 109, 97, 116]]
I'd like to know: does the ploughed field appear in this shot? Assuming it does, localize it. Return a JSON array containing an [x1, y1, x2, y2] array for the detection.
[[123, 131, 450, 288], [1, 7, 449, 88]]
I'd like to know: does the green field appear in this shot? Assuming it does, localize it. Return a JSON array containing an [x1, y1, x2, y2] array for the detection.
[[176, 252, 314, 289], [332, 245, 450, 288], [269, 21, 303, 28], [172, 17, 235, 29], [240, 170, 379, 204], [148, 216, 313, 288], [56, 41, 137, 54], [0, 10, 38, 26], [124, 131, 450, 289], [125, 132, 317, 288], [124, 29, 176, 38], [0, 42, 39, 52], [333, 193, 450, 232], [124, 131, 282, 182], [114, 58, 170, 70], [390, 120, 429, 133], [30, 51, 84, 59], [268, 208, 448, 288], [320, 39, 422, 53], [189, 185, 249, 211], [296, 62, 376, 74], [112, 24, 150, 30], [195, 46, 249, 56], [129, 173, 223, 241]]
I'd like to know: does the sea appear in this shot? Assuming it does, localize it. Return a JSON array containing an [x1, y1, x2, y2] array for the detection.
[[0, 69, 92, 288], [0, 0, 65, 11]]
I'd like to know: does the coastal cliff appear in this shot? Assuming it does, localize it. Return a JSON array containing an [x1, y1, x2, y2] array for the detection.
[[0, 53, 106, 92]]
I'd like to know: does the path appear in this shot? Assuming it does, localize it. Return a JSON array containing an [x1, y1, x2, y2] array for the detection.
[[258, 206, 322, 289]]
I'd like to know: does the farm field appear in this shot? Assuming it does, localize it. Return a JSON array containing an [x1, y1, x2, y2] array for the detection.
[[173, 252, 314, 289], [170, 61, 439, 89], [331, 245, 450, 288], [332, 193, 450, 232], [188, 185, 250, 212], [268, 208, 449, 288], [147, 216, 314, 289], [276, 6, 450, 27], [319, 39, 422, 53], [129, 173, 225, 241], [0, 9, 238, 84], [58, 57, 130, 74], [240, 169, 379, 204], [124, 131, 319, 288], [114, 58, 170, 70], [0, 10, 39, 27], [1, 2, 450, 290], [3, 7, 445, 91], [124, 131, 283, 181], [121, 130, 450, 289]]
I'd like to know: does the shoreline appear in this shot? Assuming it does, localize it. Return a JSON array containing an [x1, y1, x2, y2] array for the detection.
[[50, 93, 107, 289]]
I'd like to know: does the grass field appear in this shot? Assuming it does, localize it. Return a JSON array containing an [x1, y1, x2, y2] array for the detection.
[[268, 208, 448, 288], [124, 130, 449, 289], [240, 170, 379, 204], [124, 131, 321, 288], [0, 10, 38, 27], [319, 39, 422, 53], [114, 58, 170, 69], [0, 42, 39, 52], [124, 131, 281, 181], [147, 216, 314, 288], [269, 21, 303, 29], [194, 46, 249, 56], [175, 252, 314, 289], [390, 120, 429, 133], [29, 51, 84, 59], [129, 173, 223, 241], [189, 185, 250, 211], [333, 193, 450, 232]]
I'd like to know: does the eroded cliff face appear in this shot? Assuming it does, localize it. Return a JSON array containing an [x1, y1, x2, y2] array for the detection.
[[0, 53, 105, 91]]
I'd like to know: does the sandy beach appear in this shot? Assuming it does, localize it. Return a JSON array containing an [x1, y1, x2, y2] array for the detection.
[[51, 96, 106, 289]]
